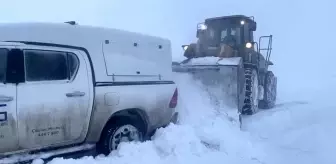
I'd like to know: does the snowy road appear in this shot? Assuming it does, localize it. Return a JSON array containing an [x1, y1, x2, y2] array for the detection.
[[32, 72, 336, 164]]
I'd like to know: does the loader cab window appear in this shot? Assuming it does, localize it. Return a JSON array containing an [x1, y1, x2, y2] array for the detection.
[[0, 49, 8, 83], [220, 28, 238, 40], [220, 29, 228, 40], [219, 28, 241, 45], [205, 20, 243, 46], [243, 23, 254, 43], [249, 31, 254, 42], [207, 28, 215, 39]]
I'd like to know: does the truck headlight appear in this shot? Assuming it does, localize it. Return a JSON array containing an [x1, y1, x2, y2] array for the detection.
[[240, 20, 245, 25], [245, 42, 252, 48]]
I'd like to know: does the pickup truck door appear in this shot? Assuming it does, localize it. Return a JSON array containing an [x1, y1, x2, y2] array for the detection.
[[16, 47, 92, 149], [0, 48, 19, 153]]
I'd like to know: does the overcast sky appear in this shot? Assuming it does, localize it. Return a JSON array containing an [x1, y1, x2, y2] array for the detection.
[[0, 0, 334, 78]]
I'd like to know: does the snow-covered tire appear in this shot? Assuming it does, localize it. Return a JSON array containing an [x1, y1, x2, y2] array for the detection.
[[259, 71, 277, 109], [242, 68, 259, 115], [97, 117, 145, 156]]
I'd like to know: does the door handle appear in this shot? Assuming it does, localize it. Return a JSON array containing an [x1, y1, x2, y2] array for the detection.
[[0, 96, 13, 102], [66, 91, 86, 97]]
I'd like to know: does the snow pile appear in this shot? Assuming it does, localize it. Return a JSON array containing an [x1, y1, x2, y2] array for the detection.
[[1, 144, 95, 164], [183, 56, 221, 65], [217, 57, 241, 66], [173, 73, 266, 163], [183, 56, 241, 66], [42, 72, 267, 164], [31, 58, 336, 164]]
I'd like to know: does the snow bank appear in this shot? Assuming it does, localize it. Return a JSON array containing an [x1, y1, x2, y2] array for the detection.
[[41, 72, 267, 164], [33, 55, 336, 164], [173, 73, 266, 162], [23, 57, 336, 164], [2, 144, 95, 164]]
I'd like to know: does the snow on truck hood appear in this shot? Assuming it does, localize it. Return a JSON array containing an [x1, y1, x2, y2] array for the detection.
[[182, 57, 242, 66]]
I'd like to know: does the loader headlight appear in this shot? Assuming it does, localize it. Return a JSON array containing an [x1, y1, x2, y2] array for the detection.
[[182, 45, 189, 51], [245, 42, 252, 48], [197, 23, 207, 30]]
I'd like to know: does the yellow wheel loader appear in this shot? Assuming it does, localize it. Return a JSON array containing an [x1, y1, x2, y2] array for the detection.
[[173, 15, 277, 120]]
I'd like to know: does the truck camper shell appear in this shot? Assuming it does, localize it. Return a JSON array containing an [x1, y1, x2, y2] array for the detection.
[[0, 22, 173, 83]]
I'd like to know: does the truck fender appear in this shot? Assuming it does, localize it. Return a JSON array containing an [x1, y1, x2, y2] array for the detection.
[[100, 108, 149, 139]]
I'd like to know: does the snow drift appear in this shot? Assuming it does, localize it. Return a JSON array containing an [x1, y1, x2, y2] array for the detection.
[[36, 72, 267, 164], [27, 57, 336, 164]]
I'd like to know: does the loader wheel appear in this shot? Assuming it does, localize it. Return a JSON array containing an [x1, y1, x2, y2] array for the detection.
[[242, 68, 259, 115], [259, 71, 277, 109]]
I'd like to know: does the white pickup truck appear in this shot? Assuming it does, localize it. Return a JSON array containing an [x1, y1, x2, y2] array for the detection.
[[0, 22, 178, 162]]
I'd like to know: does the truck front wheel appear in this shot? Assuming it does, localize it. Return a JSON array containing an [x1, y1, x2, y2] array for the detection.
[[97, 117, 145, 155]]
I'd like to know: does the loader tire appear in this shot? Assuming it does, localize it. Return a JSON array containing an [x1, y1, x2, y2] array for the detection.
[[242, 68, 259, 115], [259, 71, 277, 109]]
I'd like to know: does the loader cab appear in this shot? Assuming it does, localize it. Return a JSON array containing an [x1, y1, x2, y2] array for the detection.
[[196, 15, 257, 50]]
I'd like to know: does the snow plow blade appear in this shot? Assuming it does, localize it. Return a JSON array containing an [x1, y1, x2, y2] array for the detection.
[[172, 57, 245, 113]]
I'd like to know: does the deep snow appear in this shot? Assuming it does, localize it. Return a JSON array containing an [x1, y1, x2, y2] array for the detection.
[[29, 70, 336, 164], [242, 74, 336, 164], [31, 72, 267, 164]]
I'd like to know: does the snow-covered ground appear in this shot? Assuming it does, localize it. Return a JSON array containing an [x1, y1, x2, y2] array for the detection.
[[32, 70, 336, 164], [243, 74, 336, 164]]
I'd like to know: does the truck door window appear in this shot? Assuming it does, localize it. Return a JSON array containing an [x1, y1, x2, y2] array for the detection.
[[24, 50, 68, 82], [0, 49, 8, 83], [67, 52, 79, 80]]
